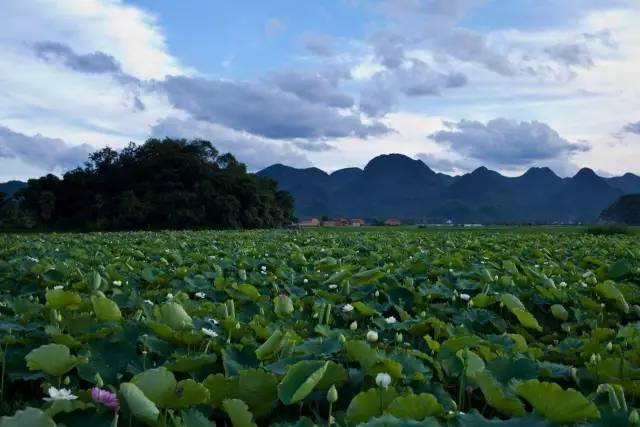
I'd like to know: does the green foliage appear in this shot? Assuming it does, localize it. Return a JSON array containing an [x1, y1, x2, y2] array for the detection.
[[14, 138, 294, 230], [1, 228, 639, 425]]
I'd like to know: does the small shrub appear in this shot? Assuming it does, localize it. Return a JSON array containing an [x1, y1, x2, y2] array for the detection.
[[586, 223, 630, 235]]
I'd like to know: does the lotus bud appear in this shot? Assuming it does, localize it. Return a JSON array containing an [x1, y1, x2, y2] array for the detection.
[[606, 342, 613, 352], [63, 376, 70, 385], [366, 330, 378, 342], [95, 373, 104, 388], [395, 333, 403, 343], [375, 372, 392, 389], [327, 385, 338, 403], [338, 334, 346, 343], [274, 294, 294, 318], [350, 321, 358, 330]]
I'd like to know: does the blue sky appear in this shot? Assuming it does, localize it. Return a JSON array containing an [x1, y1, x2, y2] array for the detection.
[[0, 0, 639, 181]]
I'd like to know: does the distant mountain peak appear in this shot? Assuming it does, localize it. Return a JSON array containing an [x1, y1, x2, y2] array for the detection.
[[575, 167, 597, 177], [523, 166, 557, 177]]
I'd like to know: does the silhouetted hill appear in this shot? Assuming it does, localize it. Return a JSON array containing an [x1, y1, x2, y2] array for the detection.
[[606, 173, 640, 194], [599, 194, 640, 225], [259, 154, 639, 223], [0, 181, 26, 196]]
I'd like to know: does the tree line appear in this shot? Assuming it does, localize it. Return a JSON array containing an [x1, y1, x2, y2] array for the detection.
[[0, 138, 294, 230]]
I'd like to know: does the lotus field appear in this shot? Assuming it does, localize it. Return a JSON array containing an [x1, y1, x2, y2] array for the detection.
[[1, 229, 640, 427]]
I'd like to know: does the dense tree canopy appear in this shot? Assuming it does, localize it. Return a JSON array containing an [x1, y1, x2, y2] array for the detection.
[[12, 138, 293, 230]]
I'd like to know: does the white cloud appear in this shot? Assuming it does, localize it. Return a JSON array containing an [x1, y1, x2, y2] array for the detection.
[[150, 117, 311, 171]]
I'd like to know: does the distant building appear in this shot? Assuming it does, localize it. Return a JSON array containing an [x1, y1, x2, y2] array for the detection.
[[322, 220, 337, 227], [384, 218, 402, 226], [350, 219, 366, 226], [298, 218, 320, 227]]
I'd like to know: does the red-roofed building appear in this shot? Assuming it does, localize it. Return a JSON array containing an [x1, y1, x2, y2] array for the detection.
[[298, 218, 320, 227], [384, 218, 402, 226]]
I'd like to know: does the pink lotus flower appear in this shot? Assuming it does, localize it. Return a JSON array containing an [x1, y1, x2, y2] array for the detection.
[[91, 387, 119, 410]]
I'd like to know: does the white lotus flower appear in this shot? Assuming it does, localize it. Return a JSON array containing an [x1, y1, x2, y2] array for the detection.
[[559, 281, 567, 288], [261, 265, 267, 271], [375, 372, 392, 389], [350, 321, 358, 330], [43, 387, 77, 402], [328, 284, 338, 290], [166, 293, 174, 300], [144, 299, 154, 306], [112, 281, 122, 287], [195, 292, 206, 299], [53, 285, 64, 290], [303, 278, 308, 284], [460, 293, 471, 301], [366, 330, 378, 342], [385, 316, 397, 324], [342, 304, 354, 312], [374, 290, 380, 297], [201, 328, 218, 338], [606, 342, 613, 351]]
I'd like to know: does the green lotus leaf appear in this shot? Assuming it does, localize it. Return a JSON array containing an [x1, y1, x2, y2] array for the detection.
[[170, 379, 210, 408], [277, 360, 328, 405], [255, 329, 287, 360], [473, 370, 525, 416], [45, 289, 82, 310], [203, 373, 237, 408], [316, 360, 349, 389], [359, 415, 442, 427], [352, 268, 385, 284], [25, 343, 78, 376], [0, 407, 56, 427], [385, 393, 444, 419], [345, 340, 379, 371], [500, 294, 525, 312], [131, 367, 178, 408], [222, 399, 257, 427], [314, 257, 337, 271], [550, 304, 569, 321], [90, 295, 122, 321], [158, 302, 193, 330], [596, 280, 629, 313], [511, 309, 542, 332], [181, 409, 215, 427], [236, 369, 279, 418], [234, 283, 261, 300], [120, 382, 160, 426], [346, 388, 399, 423], [514, 379, 600, 423], [164, 354, 217, 372], [458, 410, 552, 427], [352, 301, 379, 316], [457, 348, 485, 377]]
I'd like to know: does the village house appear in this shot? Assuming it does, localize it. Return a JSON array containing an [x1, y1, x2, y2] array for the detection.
[[298, 218, 320, 227]]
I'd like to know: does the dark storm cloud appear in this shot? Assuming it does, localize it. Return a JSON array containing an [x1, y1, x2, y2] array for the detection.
[[32, 41, 146, 111], [33, 41, 121, 74], [359, 60, 468, 116], [0, 126, 92, 170], [430, 118, 590, 166], [622, 121, 640, 135], [266, 70, 354, 108], [161, 76, 390, 140], [545, 43, 594, 68]]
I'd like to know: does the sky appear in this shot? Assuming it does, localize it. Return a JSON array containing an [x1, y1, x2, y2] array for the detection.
[[0, 0, 639, 181]]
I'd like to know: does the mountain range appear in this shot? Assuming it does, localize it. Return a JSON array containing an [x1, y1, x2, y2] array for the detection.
[[0, 180, 26, 196], [258, 154, 640, 223]]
